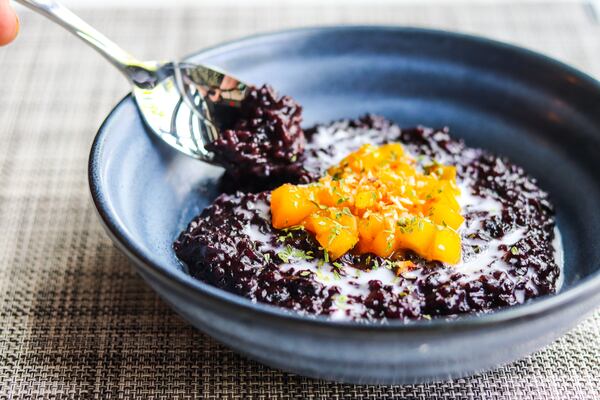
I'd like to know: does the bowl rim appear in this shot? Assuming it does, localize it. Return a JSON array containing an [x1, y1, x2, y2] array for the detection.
[[89, 25, 600, 331]]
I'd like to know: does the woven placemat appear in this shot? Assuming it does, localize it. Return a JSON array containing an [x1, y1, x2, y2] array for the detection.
[[0, 2, 599, 399]]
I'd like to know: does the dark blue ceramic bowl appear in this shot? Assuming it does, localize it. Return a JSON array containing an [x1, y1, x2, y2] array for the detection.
[[89, 27, 600, 384]]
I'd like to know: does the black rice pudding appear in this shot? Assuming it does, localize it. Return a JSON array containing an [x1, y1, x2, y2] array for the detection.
[[174, 87, 563, 322]]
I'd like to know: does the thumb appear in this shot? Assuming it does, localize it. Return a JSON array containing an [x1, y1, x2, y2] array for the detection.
[[0, 0, 18, 46]]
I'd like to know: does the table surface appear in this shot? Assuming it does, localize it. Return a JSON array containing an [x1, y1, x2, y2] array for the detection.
[[0, 2, 599, 399]]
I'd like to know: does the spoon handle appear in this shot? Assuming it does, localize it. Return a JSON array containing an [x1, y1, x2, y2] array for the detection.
[[14, 0, 155, 79]]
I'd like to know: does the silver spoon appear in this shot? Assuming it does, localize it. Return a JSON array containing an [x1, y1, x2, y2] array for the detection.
[[16, 0, 250, 163]]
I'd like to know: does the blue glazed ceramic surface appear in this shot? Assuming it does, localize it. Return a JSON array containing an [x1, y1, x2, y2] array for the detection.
[[89, 27, 600, 384]]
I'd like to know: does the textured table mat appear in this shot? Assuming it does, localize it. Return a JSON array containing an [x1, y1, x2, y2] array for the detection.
[[1, 2, 599, 399]]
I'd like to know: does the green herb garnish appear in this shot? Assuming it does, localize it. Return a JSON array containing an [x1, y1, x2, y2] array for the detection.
[[332, 261, 344, 270], [277, 245, 314, 263]]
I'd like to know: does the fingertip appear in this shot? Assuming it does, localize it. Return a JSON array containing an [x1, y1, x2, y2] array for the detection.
[[0, 2, 19, 46]]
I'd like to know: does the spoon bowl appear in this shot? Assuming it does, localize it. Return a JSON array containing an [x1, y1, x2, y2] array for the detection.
[[132, 62, 249, 161], [16, 0, 250, 163]]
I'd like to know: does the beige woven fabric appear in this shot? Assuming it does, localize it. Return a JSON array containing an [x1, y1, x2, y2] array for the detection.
[[0, 2, 599, 399]]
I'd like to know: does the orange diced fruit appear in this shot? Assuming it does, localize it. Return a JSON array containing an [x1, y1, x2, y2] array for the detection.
[[428, 227, 461, 264], [370, 230, 396, 258], [429, 204, 464, 230], [394, 260, 416, 275], [335, 212, 358, 235], [439, 180, 461, 196], [355, 191, 377, 209], [303, 213, 328, 234], [317, 184, 350, 207], [315, 184, 335, 206], [307, 209, 358, 234], [396, 218, 436, 256], [315, 225, 358, 260], [315, 208, 359, 235], [307, 214, 359, 260], [379, 143, 405, 160], [427, 165, 457, 181], [354, 240, 373, 254], [439, 166, 456, 180], [436, 190, 461, 212], [358, 214, 385, 243], [270, 184, 317, 229]]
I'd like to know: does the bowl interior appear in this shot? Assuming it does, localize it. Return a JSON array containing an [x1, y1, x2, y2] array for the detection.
[[91, 27, 600, 322]]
